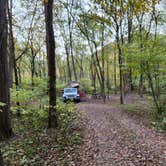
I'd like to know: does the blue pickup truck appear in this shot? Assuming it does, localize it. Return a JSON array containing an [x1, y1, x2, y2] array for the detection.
[[63, 88, 80, 103]]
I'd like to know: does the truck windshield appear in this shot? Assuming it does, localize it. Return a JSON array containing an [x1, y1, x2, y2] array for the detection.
[[64, 88, 77, 93]]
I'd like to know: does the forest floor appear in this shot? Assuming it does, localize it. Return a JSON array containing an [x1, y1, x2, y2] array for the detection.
[[76, 94, 166, 166], [1, 94, 166, 165]]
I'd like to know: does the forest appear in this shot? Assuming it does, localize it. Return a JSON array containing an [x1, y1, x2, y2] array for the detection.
[[0, 0, 166, 165]]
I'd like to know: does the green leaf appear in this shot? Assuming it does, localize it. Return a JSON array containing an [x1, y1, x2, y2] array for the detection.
[[0, 102, 6, 107]]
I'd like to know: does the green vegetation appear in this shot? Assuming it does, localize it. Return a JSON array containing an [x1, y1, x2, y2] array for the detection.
[[1, 80, 82, 165]]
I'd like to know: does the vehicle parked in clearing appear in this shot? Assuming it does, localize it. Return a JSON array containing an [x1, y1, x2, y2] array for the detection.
[[63, 88, 80, 103]]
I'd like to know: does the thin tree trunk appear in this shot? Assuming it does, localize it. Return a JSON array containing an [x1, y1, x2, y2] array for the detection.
[[106, 54, 110, 95], [90, 60, 96, 92], [30, 42, 37, 88], [44, 0, 57, 128], [13, 59, 19, 88], [127, 11, 133, 92], [139, 74, 143, 98], [7, 0, 15, 88], [147, 72, 161, 114], [101, 23, 105, 102], [114, 47, 117, 94], [30, 39, 35, 87], [0, 0, 13, 139], [17, 64, 21, 85], [42, 53, 46, 78], [69, 31, 77, 81], [118, 44, 124, 104], [65, 43, 72, 82], [116, 29, 124, 104], [154, 64, 160, 99], [80, 54, 84, 79], [13, 58, 21, 116], [94, 42, 103, 89], [137, 13, 144, 98], [31, 54, 35, 88]]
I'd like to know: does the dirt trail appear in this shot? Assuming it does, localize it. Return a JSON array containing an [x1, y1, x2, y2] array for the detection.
[[78, 99, 166, 166]]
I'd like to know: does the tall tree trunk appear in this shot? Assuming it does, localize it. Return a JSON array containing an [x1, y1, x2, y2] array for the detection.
[[13, 58, 19, 87], [87, 37, 101, 89], [30, 39, 34, 87], [80, 54, 84, 79], [44, 0, 57, 128], [114, 47, 117, 94], [30, 39, 36, 88], [116, 27, 124, 104], [13, 58, 21, 116], [31, 54, 36, 88], [101, 23, 105, 102], [0, 0, 13, 139], [0, 150, 3, 166], [18, 65, 22, 85], [65, 43, 72, 82], [7, 0, 15, 88], [118, 43, 124, 104], [90, 60, 96, 93], [127, 11, 133, 92], [7, 0, 20, 116], [42, 53, 46, 78], [94, 42, 103, 89], [137, 14, 144, 98], [69, 30, 77, 81], [106, 57, 110, 95]]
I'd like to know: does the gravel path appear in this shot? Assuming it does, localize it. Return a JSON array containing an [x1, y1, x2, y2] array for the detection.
[[78, 101, 166, 166]]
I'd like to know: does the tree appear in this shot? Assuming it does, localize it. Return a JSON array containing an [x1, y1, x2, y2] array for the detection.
[[44, 0, 58, 128], [0, 0, 13, 139], [0, 150, 3, 166], [66, 0, 77, 81], [7, 0, 15, 88]]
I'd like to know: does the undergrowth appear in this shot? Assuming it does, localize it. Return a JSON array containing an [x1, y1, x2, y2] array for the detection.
[[149, 106, 166, 132], [119, 101, 166, 132], [0, 101, 83, 165]]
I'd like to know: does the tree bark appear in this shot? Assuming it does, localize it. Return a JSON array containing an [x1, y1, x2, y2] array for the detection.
[[139, 74, 143, 97], [101, 23, 105, 102], [116, 26, 124, 104], [65, 43, 72, 82], [7, 0, 20, 116], [127, 10, 133, 92], [30, 39, 37, 88], [147, 72, 161, 114], [7, 0, 15, 88], [0, 150, 3, 166], [106, 59, 110, 95], [0, 0, 13, 139], [118, 43, 124, 104], [44, 0, 57, 128], [114, 46, 117, 95]]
